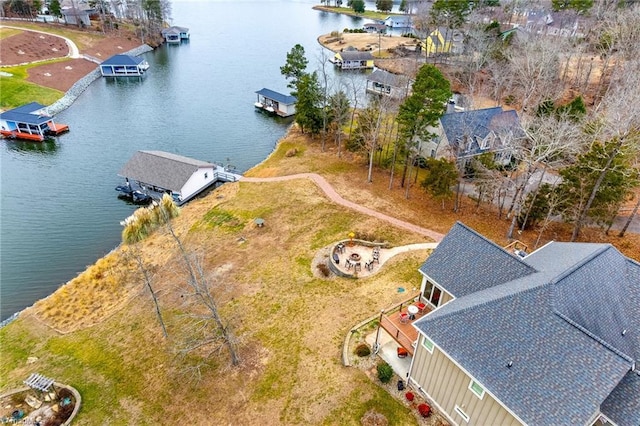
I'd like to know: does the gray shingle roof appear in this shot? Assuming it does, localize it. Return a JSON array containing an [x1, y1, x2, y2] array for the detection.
[[118, 150, 213, 193], [439, 107, 522, 158], [366, 69, 408, 88], [418, 222, 536, 297], [337, 51, 374, 62], [414, 223, 639, 425]]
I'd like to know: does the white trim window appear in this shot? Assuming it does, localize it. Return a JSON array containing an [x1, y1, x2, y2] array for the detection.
[[422, 336, 434, 354], [455, 405, 470, 423], [469, 379, 485, 399]]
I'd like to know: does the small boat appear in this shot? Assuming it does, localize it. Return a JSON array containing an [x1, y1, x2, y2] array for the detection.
[[132, 190, 152, 204], [254, 102, 263, 109]]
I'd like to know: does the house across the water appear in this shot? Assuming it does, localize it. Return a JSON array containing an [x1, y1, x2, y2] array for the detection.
[[0, 102, 69, 141], [161, 26, 190, 43], [331, 50, 374, 70], [365, 69, 411, 99], [100, 54, 150, 77], [117, 151, 240, 205], [254, 88, 297, 117]]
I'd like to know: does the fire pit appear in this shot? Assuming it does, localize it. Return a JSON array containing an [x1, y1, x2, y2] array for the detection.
[[350, 253, 361, 262]]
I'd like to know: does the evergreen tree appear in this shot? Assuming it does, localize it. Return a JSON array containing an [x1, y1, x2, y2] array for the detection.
[[295, 72, 324, 135], [49, 0, 61, 16], [396, 64, 451, 188], [280, 44, 308, 96], [376, 0, 393, 12], [352, 0, 365, 13], [421, 158, 459, 208]]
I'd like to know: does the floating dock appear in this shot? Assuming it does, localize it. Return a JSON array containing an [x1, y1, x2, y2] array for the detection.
[[0, 102, 69, 141]]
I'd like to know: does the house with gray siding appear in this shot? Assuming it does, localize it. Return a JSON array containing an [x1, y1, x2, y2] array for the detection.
[[421, 106, 523, 167], [408, 222, 639, 426]]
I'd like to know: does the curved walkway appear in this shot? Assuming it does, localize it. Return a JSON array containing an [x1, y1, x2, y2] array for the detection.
[[241, 173, 445, 242], [0, 24, 80, 59]]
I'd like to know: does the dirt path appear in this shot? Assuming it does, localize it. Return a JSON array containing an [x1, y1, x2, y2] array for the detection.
[[241, 173, 446, 242]]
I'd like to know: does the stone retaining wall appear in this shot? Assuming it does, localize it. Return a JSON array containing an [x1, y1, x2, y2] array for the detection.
[[45, 44, 154, 116]]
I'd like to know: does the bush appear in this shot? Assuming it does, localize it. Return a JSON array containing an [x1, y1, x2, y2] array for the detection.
[[316, 263, 330, 277], [405, 391, 414, 402], [355, 343, 371, 357], [418, 403, 431, 417], [285, 148, 298, 157], [377, 362, 393, 383]]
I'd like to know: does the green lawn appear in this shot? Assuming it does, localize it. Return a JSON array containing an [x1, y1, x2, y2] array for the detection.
[[0, 63, 65, 109]]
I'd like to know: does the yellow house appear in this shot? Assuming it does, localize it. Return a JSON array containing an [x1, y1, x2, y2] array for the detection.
[[423, 28, 463, 57]]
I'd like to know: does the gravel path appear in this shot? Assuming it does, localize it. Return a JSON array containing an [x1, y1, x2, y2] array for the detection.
[[241, 173, 446, 242]]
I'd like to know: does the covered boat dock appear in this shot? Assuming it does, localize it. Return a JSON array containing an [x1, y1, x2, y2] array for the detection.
[[100, 54, 150, 77], [117, 150, 241, 205], [254, 88, 296, 117], [0, 102, 69, 141]]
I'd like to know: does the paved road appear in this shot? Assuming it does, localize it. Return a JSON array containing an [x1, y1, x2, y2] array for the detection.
[[241, 173, 446, 242]]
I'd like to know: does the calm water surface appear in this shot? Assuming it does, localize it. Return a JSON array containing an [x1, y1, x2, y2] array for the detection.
[[0, 0, 386, 320]]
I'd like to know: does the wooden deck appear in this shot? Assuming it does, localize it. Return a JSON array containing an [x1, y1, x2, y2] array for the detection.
[[378, 299, 431, 356]]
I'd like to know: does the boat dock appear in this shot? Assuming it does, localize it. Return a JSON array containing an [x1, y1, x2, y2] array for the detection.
[[0, 102, 69, 141], [254, 88, 297, 117], [116, 151, 242, 205]]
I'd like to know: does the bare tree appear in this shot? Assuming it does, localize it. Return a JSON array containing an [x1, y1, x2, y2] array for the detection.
[[155, 196, 241, 367], [505, 36, 565, 111]]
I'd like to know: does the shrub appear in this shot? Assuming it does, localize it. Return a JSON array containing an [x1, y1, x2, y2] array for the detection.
[[377, 362, 393, 383], [285, 148, 298, 157], [405, 391, 414, 402], [316, 263, 330, 277], [355, 343, 371, 357], [418, 403, 431, 417]]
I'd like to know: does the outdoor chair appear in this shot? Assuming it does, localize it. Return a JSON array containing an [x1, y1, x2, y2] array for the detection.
[[400, 313, 409, 324], [416, 302, 426, 314]]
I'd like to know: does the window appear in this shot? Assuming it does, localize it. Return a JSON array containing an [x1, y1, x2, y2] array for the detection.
[[423, 281, 443, 308], [422, 336, 434, 353], [454, 405, 470, 423], [204, 172, 209, 179], [469, 380, 485, 399]]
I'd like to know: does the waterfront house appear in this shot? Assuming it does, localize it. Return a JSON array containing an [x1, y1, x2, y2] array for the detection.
[[100, 55, 149, 77], [161, 26, 190, 43], [408, 222, 640, 426], [254, 88, 296, 117], [365, 69, 411, 99], [421, 106, 522, 167], [60, 0, 93, 27], [118, 151, 232, 204], [424, 28, 464, 58], [0, 102, 69, 141], [332, 51, 374, 70], [384, 15, 412, 29]]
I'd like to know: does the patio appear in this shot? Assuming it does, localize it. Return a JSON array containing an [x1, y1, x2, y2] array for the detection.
[[375, 297, 431, 356]]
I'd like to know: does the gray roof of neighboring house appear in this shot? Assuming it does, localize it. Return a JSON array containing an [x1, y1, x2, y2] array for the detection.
[[439, 107, 522, 157], [418, 222, 536, 297], [337, 51, 374, 61], [118, 150, 214, 193], [366, 69, 408, 88], [101, 54, 145, 66], [255, 88, 296, 105], [414, 222, 640, 426]]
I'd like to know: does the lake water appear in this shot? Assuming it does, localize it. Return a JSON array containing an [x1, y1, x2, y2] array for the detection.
[[0, 0, 399, 320]]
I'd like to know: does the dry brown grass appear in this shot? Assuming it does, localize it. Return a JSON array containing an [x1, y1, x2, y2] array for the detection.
[[2, 126, 637, 425]]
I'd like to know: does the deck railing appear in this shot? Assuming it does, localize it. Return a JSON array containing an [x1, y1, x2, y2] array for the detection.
[[379, 315, 416, 355]]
